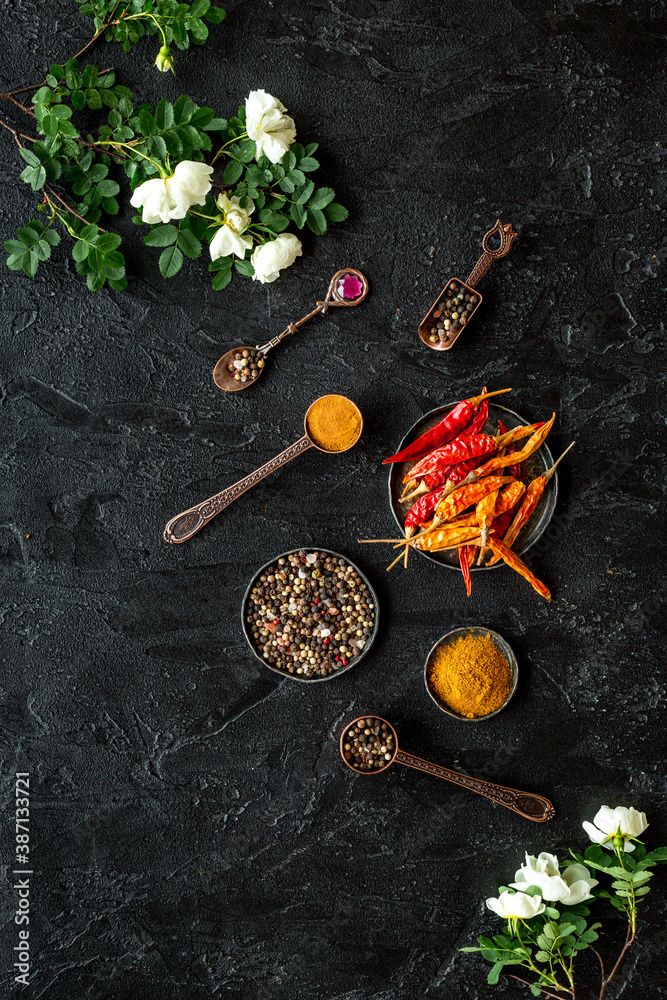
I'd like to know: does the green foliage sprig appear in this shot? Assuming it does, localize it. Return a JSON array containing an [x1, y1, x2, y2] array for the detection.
[[1, 3, 348, 292], [74, 0, 225, 65], [461, 806, 667, 999]]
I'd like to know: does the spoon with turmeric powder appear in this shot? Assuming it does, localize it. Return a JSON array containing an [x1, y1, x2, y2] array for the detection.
[[212, 269, 369, 392], [340, 714, 555, 823], [164, 394, 362, 543]]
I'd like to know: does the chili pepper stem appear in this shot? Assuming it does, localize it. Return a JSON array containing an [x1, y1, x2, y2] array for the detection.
[[544, 440, 576, 479], [400, 481, 427, 503], [476, 528, 490, 564], [469, 388, 512, 406], [386, 549, 407, 572]]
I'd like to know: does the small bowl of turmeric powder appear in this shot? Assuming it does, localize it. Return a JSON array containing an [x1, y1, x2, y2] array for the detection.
[[424, 627, 517, 722]]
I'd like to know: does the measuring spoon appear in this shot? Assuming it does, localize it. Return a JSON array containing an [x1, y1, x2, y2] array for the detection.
[[213, 268, 369, 392], [340, 715, 554, 822], [164, 394, 363, 543]]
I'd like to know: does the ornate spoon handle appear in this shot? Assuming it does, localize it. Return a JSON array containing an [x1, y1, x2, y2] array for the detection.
[[256, 268, 369, 357], [466, 218, 517, 288], [395, 750, 554, 823], [164, 435, 313, 543]]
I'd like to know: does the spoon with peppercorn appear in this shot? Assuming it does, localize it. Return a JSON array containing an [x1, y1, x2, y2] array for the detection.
[[340, 715, 555, 823], [213, 268, 369, 392], [418, 219, 517, 352]]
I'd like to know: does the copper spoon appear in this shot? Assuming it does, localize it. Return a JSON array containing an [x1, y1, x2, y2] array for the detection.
[[340, 715, 555, 823], [418, 219, 517, 352], [213, 268, 369, 392], [164, 395, 362, 543]]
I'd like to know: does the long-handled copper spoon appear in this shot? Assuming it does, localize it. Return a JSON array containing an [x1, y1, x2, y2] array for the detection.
[[213, 268, 369, 392], [164, 394, 362, 543], [340, 715, 555, 822]]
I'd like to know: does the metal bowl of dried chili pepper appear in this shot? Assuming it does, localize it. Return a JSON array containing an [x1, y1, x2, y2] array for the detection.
[[242, 548, 380, 683], [424, 626, 519, 722], [386, 400, 558, 574]]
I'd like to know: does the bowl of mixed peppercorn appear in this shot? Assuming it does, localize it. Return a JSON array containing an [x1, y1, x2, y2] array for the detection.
[[242, 548, 379, 682]]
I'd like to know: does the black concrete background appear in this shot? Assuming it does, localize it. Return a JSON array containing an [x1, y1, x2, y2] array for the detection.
[[1, 1, 666, 997]]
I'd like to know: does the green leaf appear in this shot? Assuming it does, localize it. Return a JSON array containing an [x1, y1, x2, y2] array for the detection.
[[535, 951, 550, 962], [558, 923, 576, 938], [177, 229, 202, 259], [306, 208, 327, 235], [22, 250, 39, 276], [296, 180, 315, 205], [159, 244, 184, 278], [18, 147, 41, 167], [155, 99, 174, 131], [238, 140, 256, 163], [278, 174, 295, 194], [223, 159, 243, 185], [308, 186, 336, 210], [290, 203, 307, 228], [86, 88, 103, 110], [299, 156, 320, 172], [50, 104, 72, 120], [20, 165, 47, 191], [282, 150, 296, 172], [17, 225, 42, 243], [211, 267, 232, 290], [138, 108, 157, 136], [487, 962, 503, 985], [173, 95, 195, 124], [234, 258, 254, 276], [580, 929, 599, 943], [97, 179, 120, 197], [144, 225, 179, 247], [324, 201, 348, 222], [641, 846, 667, 864], [71, 89, 86, 110], [4, 239, 28, 254], [203, 117, 227, 131], [204, 5, 226, 22]]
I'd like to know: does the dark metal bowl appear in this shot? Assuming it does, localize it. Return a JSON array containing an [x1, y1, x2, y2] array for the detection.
[[387, 402, 557, 570], [424, 626, 518, 722], [241, 548, 380, 683]]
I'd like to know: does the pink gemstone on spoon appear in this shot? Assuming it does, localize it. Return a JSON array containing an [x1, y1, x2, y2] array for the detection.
[[336, 272, 364, 300]]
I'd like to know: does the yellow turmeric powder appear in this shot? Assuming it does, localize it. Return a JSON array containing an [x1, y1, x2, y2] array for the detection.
[[427, 632, 511, 718], [306, 394, 361, 452]]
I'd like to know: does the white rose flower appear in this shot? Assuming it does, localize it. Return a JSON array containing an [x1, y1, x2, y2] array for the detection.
[[510, 852, 598, 905], [210, 193, 255, 260], [130, 160, 213, 224], [486, 891, 546, 921], [245, 89, 296, 164], [583, 805, 649, 852], [251, 233, 302, 284]]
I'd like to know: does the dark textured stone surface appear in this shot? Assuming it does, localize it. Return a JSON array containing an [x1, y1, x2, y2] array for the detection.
[[1, 1, 666, 997]]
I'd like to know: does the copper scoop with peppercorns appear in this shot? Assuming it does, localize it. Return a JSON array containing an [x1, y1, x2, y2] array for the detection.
[[419, 220, 517, 352], [340, 714, 554, 823]]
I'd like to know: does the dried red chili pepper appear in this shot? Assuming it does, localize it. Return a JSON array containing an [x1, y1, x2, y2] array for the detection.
[[440, 421, 546, 498], [458, 544, 475, 596], [458, 414, 556, 487], [404, 485, 448, 538], [435, 475, 516, 524], [486, 537, 551, 601], [382, 388, 511, 465], [408, 433, 497, 480], [486, 441, 576, 565]]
